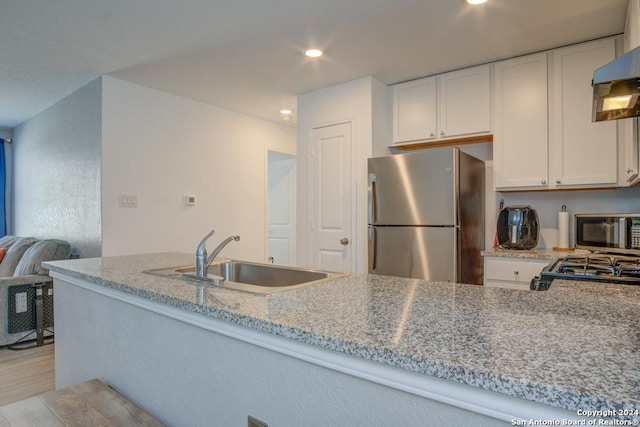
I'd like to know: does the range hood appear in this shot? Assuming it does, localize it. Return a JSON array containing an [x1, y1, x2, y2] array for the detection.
[[592, 45, 640, 122]]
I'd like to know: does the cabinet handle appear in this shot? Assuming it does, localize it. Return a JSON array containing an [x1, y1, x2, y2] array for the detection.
[[440, 131, 445, 136], [514, 271, 519, 275], [556, 179, 561, 184], [541, 180, 547, 185], [430, 132, 435, 137], [628, 168, 635, 174]]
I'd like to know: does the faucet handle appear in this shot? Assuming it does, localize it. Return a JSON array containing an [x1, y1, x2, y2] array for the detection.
[[196, 229, 216, 256]]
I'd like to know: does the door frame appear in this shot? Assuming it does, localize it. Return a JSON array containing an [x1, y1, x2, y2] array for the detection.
[[306, 119, 358, 273], [265, 146, 296, 266]]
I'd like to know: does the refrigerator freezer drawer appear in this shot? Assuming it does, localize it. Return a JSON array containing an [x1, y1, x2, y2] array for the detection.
[[369, 226, 456, 282]]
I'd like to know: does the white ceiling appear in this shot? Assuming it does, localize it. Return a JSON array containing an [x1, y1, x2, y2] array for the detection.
[[0, 0, 629, 128]]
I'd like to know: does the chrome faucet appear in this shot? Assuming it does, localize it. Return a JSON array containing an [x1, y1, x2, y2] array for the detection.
[[195, 229, 240, 277]]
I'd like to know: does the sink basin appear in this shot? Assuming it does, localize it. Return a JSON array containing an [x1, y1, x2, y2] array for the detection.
[[144, 260, 345, 295]]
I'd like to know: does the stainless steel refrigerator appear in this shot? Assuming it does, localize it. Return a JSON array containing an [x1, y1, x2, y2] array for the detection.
[[367, 147, 485, 284]]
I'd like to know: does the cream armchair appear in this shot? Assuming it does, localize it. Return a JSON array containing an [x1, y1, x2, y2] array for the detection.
[[0, 236, 71, 347]]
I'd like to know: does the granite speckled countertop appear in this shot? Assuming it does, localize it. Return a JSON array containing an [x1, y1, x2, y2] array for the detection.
[[482, 247, 590, 260], [44, 253, 640, 418]]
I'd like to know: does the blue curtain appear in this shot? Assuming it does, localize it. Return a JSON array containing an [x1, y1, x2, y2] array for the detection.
[[0, 139, 6, 237]]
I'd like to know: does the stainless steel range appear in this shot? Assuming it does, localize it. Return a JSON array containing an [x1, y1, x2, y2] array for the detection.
[[531, 254, 640, 290], [530, 213, 640, 291]]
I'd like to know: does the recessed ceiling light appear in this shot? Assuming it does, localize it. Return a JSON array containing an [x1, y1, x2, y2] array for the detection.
[[305, 48, 323, 58], [280, 109, 292, 115], [466, 0, 487, 4]]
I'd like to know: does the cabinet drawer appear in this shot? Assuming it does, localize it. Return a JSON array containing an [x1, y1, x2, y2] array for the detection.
[[485, 258, 550, 283]]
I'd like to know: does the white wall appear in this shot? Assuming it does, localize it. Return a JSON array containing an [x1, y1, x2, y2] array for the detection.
[[296, 76, 385, 273], [101, 77, 296, 260], [372, 81, 392, 158], [12, 79, 102, 257]]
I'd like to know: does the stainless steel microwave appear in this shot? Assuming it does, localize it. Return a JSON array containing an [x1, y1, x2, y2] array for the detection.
[[575, 214, 640, 254]]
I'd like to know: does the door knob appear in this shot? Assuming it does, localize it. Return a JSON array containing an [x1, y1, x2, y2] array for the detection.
[[340, 238, 349, 245]]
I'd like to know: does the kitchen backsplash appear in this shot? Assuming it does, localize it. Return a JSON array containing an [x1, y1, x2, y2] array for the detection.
[[386, 148, 638, 250], [495, 186, 640, 249]]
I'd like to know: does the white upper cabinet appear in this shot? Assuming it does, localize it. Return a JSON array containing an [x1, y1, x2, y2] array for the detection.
[[620, 118, 640, 185], [494, 37, 619, 191], [622, 0, 640, 185], [393, 77, 436, 143], [549, 38, 617, 188], [438, 65, 491, 139], [626, 0, 640, 51], [392, 65, 491, 144], [493, 52, 549, 189]]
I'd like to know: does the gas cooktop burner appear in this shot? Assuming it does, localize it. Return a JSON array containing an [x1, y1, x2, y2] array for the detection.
[[530, 253, 640, 290]]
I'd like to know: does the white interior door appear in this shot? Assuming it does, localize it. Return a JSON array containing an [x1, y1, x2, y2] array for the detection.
[[310, 122, 354, 273], [267, 151, 296, 266]]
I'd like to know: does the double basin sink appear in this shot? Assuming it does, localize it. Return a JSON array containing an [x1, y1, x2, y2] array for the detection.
[[144, 260, 345, 295]]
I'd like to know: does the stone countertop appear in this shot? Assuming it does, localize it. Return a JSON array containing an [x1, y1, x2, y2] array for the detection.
[[482, 247, 590, 260], [44, 253, 640, 418]]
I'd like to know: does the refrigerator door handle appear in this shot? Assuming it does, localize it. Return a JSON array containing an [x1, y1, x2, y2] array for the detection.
[[368, 172, 377, 224], [368, 226, 377, 273]]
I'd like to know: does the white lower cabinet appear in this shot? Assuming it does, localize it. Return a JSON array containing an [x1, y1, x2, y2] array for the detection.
[[484, 257, 551, 290]]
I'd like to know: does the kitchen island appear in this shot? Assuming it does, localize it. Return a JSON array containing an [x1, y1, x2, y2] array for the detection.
[[44, 253, 640, 426]]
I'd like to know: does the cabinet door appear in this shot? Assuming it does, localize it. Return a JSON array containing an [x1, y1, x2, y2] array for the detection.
[[484, 257, 550, 290], [625, 0, 640, 51], [438, 65, 491, 138], [622, 0, 640, 185], [393, 77, 436, 143], [493, 53, 549, 190], [549, 38, 618, 188], [619, 117, 639, 184]]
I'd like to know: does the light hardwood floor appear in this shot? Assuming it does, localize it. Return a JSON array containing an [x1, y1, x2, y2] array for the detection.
[[0, 344, 55, 406]]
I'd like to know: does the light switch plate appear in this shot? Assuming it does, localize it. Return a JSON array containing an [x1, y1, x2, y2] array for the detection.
[[184, 195, 196, 206], [119, 194, 138, 208]]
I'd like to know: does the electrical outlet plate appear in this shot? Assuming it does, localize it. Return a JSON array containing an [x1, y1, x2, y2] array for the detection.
[[184, 194, 196, 206]]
